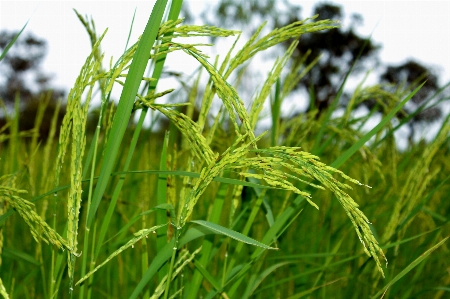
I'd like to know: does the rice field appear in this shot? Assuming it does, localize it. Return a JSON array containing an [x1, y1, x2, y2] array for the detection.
[[1, 0, 449, 298]]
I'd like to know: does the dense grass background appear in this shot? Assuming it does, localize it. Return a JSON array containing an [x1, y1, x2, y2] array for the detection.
[[1, 1, 449, 298]]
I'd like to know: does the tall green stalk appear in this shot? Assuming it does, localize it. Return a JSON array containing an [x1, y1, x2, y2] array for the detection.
[[86, 0, 169, 228]]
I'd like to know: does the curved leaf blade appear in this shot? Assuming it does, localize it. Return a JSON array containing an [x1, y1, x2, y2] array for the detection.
[[331, 82, 425, 169], [86, 0, 169, 227], [371, 236, 449, 299], [191, 220, 276, 250]]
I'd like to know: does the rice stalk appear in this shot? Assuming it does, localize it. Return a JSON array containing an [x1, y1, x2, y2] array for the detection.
[[150, 247, 201, 299], [0, 175, 76, 254], [383, 123, 450, 245], [0, 277, 9, 299], [249, 40, 298, 129], [75, 224, 167, 286]]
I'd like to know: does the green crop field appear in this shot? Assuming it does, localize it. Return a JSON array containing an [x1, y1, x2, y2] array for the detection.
[[1, 1, 449, 298]]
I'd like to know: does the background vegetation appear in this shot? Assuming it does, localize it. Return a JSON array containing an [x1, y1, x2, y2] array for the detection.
[[1, 1, 449, 298]]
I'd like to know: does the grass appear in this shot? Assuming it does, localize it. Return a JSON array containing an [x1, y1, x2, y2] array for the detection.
[[1, 0, 450, 298]]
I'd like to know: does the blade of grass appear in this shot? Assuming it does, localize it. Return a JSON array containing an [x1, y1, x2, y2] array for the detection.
[[124, 8, 138, 51], [107, 204, 174, 244], [2, 247, 40, 266], [192, 259, 223, 293], [311, 31, 375, 155], [0, 20, 29, 61], [0, 278, 9, 299], [226, 186, 267, 276], [287, 277, 345, 299], [80, 2, 170, 295], [190, 220, 276, 250], [397, 174, 450, 230], [86, 0, 169, 227], [89, 3, 183, 290], [242, 261, 294, 298], [186, 174, 229, 299], [373, 81, 450, 149], [370, 236, 449, 299], [94, 110, 150, 259], [252, 255, 361, 295], [330, 82, 425, 169], [382, 227, 442, 250], [156, 131, 170, 283], [114, 170, 280, 189], [224, 196, 306, 297], [271, 79, 281, 146], [128, 227, 220, 299]]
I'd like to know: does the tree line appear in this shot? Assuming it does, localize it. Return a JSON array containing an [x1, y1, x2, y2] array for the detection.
[[0, 2, 447, 140]]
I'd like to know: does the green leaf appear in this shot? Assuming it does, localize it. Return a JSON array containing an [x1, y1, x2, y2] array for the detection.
[[0, 20, 29, 61], [193, 259, 222, 291], [103, 204, 175, 245], [186, 173, 230, 299], [128, 226, 216, 299], [371, 236, 449, 299], [2, 247, 40, 266], [312, 30, 376, 156], [398, 174, 450, 230], [156, 131, 170, 282], [286, 277, 345, 299], [271, 79, 281, 146], [253, 256, 360, 295], [242, 262, 294, 298], [94, 108, 149, 259], [190, 220, 276, 250], [382, 227, 442, 250], [87, 0, 169, 227], [331, 82, 425, 169]]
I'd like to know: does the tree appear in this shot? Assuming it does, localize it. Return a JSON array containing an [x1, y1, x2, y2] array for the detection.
[[293, 3, 380, 112], [379, 60, 443, 122], [188, 0, 446, 125], [0, 30, 65, 139], [189, 1, 380, 111]]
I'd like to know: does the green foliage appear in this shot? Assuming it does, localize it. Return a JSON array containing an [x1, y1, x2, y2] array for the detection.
[[0, 2, 449, 299]]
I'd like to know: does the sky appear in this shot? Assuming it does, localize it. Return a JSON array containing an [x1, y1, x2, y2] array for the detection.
[[1, 0, 450, 143], [1, 0, 450, 90]]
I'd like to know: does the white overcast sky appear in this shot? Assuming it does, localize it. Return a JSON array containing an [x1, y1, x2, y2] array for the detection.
[[1, 1, 450, 98]]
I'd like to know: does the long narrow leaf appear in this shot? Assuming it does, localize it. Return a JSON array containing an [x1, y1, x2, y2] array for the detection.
[[311, 30, 375, 155], [193, 259, 223, 292], [87, 0, 169, 227], [128, 227, 217, 299], [186, 174, 230, 299], [0, 20, 29, 61], [371, 236, 449, 299], [287, 278, 345, 299], [331, 82, 425, 169], [242, 262, 294, 298], [191, 220, 276, 250]]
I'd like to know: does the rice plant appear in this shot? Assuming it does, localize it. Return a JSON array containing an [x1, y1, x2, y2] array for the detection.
[[1, 0, 449, 298]]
